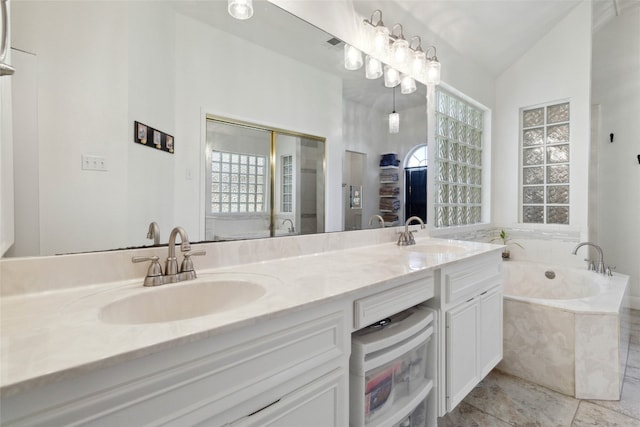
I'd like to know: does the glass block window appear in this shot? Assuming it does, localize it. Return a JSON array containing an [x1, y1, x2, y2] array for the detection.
[[210, 150, 267, 213], [434, 89, 483, 227], [281, 155, 293, 213], [521, 101, 570, 224]]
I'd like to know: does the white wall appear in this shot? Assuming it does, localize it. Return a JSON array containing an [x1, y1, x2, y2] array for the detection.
[[492, 2, 592, 261], [592, 7, 640, 307], [12, 2, 130, 255]]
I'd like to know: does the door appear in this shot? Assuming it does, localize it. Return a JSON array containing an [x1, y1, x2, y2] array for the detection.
[[446, 299, 479, 411], [343, 151, 365, 231], [479, 287, 503, 377], [405, 166, 427, 223]]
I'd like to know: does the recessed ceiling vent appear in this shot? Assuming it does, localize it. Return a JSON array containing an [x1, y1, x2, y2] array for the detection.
[[326, 37, 343, 47]]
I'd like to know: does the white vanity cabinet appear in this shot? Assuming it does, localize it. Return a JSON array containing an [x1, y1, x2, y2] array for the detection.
[[428, 250, 503, 415], [0, 302, 350, 427]]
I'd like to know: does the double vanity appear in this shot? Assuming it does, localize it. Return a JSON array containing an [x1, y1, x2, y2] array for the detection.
[[0, 229, 503, 426]]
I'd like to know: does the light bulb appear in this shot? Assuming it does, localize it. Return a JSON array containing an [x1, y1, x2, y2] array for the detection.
[[365, 55, 383, 79], [384, 65, 400, 88], [344, 44, 363, 70], [228, 0, 253, 20]]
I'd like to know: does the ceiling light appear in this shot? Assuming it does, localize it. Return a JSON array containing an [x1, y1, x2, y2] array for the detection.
[[344, 44, 363, 70], [384, 65, 400, 88], [365, 55, 383, 79], [389, 86, 399, 134], [228, 0, 253, 20]]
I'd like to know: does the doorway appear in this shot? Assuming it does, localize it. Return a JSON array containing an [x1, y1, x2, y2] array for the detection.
[[343, 151, 366, 231], [404, 145, 428, 223]]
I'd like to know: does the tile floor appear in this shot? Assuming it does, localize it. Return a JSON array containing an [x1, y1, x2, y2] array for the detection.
[[439, 309, 640, 427]]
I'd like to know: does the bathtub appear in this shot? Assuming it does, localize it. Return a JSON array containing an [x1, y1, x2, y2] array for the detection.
[[498, 261, 630, 400]]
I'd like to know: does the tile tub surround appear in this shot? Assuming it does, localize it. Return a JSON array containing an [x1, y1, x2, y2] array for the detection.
[[438, 310, 640, 426], [0, 232, 502, 398], [499, 261, 630, 400]]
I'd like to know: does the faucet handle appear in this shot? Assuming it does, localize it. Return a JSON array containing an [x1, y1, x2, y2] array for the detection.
[[181, 250, 206, 273], [132, 256, 163, 277], [606, 265, 616, 276]]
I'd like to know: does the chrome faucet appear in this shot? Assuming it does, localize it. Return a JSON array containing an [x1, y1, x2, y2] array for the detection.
[[368, 215, 385, 228], [398, 216, 425, 246], [571, 242, 608, 275], [132, 226, 206, 286], [282, 219, 295, 233], [147, 221, 160, 246]]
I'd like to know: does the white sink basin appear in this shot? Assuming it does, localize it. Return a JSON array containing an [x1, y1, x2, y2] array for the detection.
[[405, 243, 467, 255], [99, 279, 267, 324]]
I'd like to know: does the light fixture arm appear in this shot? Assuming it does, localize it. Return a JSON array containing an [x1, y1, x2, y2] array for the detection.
[[424, 45, 438, 61], [392, 85, 396, 112], [364, 9, 384, 27], [409, 36, 423, 52], [391, 23, 405, 41]]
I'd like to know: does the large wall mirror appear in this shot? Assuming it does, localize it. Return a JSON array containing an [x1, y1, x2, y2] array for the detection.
[[7, 0, 426, 257]]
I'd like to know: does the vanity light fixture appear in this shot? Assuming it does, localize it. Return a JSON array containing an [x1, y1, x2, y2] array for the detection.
[[384, 65, 400, 88], [365, 55, 383, 79], [362, 10, 442, 86], [363, 10, 390, 58], [228, 0, 253, 20], [425, 46, 441, 85], [389, 87, 399, 134], [344, 44, 363, 70]]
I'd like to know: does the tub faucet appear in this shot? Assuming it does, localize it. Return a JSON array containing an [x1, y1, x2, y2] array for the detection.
[[132, 226, 206, 286], [571, 242, 606, 274], [282, 219, 295, 233], [147, 221, 160, 246], [398, 216, 425, 246], [368, 215, 385, 228]]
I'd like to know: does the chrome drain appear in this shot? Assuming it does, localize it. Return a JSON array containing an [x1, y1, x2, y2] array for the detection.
[[545, 270, 556, 279]]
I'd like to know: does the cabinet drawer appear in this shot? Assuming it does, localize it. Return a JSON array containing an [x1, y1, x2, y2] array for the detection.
[[354, 275, 434, 329], [443, 252, 501, 306]]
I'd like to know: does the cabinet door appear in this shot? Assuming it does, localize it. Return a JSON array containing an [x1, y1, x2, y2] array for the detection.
[[446, 299, 479, 412], [479, 287, 503, 377], [228, 369, 345, 427]]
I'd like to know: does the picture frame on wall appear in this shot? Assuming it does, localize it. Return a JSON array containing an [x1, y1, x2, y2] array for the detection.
[[134, 121, 174, 154]]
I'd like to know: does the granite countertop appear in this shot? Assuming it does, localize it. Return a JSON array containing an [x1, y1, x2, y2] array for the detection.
[[0, 237, 501, 398]]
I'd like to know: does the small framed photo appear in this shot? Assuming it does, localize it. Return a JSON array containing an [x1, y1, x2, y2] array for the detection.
[[166, 135, 174, 152], [153, 129, 161, 147], [136, 122, 147, 144]]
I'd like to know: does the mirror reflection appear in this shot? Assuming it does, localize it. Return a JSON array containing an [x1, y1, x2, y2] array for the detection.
[[7, 0, 426, 257], [204, 117, 324, 241]]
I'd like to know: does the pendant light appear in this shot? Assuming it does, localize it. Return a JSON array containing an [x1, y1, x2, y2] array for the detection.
[[389, 87, 399, 134], [228, 0, 253, 20]]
